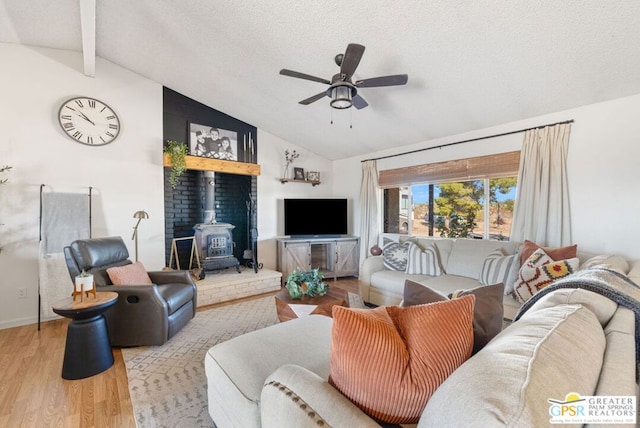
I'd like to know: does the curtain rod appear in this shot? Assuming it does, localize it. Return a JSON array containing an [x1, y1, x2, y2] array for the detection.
[[361, 119, 574, 163]]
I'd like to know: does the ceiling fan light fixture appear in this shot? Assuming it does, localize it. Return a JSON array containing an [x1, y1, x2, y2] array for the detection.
[[330, 85, 352, 109]]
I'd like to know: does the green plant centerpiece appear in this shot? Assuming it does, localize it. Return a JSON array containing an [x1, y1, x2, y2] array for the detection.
[[164, 140, 188, 189], [285, 268, 329, 299]]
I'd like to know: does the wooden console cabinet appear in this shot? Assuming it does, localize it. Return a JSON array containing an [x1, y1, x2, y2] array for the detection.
[[276, 237, 359, 283]]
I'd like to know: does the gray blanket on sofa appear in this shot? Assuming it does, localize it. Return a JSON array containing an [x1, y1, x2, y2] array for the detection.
[[514, 267, 640, 380]]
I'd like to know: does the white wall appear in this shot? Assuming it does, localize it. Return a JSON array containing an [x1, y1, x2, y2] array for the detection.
[[4, 41, 640, 329], [0, 43, 330, 329], [256, 130, 334, 270], [334, 93, 640, 260], [0, 43, 165, 328]]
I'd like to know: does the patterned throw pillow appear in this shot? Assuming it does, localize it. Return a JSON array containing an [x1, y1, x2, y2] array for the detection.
[[382, 241, 411, 271], [329, 296, 475, 424], [106, 261, 152, 285], [513, 249, 579, 303], [479, 248, 519, 294], [405, 241, 444, 276]]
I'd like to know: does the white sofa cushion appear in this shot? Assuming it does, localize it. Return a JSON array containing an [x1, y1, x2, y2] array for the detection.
[[580, 254, 630, 275], [419, 303, 606, 427], [369, 270, 435, 297], [205, 315, 333, 428], [445, 239, 518, 279]]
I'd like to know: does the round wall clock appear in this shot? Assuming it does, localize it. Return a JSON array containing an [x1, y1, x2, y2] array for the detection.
[[58, 96, 121, 146]]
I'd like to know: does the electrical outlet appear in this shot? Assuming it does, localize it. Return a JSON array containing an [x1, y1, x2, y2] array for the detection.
[[18, 288, 27, 299]]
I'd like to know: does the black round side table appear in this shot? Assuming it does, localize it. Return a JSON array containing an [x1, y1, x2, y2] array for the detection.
[[52, 291, 118, 380]]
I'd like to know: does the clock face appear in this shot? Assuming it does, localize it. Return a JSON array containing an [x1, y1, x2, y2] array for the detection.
[[58, 97, 121, 146]]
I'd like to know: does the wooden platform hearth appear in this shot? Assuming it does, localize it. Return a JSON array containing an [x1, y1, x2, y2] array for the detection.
[[195, 268, 282, 307]]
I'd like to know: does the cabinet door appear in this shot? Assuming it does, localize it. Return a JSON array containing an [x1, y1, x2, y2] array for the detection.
[[335, 239, 359, 277], [280, 242, 310, 280]]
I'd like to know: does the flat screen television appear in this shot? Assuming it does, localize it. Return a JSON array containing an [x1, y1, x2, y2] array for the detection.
[[284, 198, 348, 237]]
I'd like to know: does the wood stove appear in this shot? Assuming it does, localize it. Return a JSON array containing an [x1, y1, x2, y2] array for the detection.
[[194, 171, 240, 272]]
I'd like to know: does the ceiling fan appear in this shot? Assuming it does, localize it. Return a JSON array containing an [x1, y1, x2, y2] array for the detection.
[[279, 43, 408, 110]]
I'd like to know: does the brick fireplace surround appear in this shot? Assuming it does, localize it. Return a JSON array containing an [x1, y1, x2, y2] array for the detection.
[[163, 169, 282, 305], [163, 169, 256, 270]]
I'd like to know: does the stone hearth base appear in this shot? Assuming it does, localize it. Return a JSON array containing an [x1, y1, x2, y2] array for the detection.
[[196, 268, 282, 308]]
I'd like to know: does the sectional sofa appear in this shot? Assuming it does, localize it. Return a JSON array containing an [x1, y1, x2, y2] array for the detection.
[[204, 235, 639, 427], [360, 234, 640, 320], [360, 235, 523, 319], [205, 286, 636, 427]]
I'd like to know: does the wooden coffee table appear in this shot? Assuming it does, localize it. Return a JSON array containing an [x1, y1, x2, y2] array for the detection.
[[275, 287, 350, 322]]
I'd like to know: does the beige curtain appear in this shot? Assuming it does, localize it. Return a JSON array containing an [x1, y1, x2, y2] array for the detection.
[[359, 160, 379, 268], [510, 124, 572, 246]]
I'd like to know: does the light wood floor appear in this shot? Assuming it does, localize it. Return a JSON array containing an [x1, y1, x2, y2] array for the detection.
[[0, 278, 360, 428]]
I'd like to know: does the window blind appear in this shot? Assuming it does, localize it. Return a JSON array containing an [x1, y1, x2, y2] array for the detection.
[[378, 151, 520, 188]]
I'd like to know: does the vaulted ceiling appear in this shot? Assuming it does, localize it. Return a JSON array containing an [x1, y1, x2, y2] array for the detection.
[[2, 1, 640, 160]]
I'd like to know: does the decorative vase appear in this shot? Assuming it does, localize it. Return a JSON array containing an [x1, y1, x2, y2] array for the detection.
[[370, 244, 382, 256]]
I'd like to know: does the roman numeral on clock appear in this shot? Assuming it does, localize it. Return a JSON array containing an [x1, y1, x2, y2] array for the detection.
[[88, 99, 96, 108], [72, 131, 83, 139]]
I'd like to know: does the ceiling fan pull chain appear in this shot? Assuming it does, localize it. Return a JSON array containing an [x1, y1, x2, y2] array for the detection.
[[330, 108, 334, 125], [350, 108, 353, 129]]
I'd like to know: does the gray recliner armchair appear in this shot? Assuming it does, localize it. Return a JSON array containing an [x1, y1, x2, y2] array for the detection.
[[63, 236, 197, 347]]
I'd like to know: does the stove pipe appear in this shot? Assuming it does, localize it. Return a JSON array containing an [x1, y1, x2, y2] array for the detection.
[[203, 171, 216, 224]]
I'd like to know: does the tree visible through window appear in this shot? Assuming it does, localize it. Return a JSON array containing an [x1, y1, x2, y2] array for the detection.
[[384, 177, 517, 240]]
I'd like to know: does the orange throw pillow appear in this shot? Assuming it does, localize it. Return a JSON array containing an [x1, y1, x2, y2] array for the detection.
[[106, 261, 152, 285], [519, 240, 577, 266], [329, 296, 475, 424]]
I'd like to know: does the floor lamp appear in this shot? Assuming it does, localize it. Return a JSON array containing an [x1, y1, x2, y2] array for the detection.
[[132, 210, 149, 262]]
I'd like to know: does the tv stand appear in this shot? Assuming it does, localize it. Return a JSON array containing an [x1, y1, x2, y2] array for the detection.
[[276, 237, 359, 284]]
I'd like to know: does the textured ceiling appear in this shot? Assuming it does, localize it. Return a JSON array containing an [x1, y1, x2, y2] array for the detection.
[[2, 0, 640, 160]]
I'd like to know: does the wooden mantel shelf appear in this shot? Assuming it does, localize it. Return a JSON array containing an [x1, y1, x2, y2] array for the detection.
[[163, 153, 261, 176]]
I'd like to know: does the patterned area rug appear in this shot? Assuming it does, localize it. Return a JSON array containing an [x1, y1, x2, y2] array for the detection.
[[122, 292, 364, 428]]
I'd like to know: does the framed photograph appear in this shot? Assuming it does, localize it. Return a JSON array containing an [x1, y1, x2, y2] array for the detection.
[[307, 171, 320, 181], [293, 167, 305, 180], [189, 122, 238, 161]]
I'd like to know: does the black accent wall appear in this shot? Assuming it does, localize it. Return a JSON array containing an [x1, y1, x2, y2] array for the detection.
[[163, 87, 258, 269]]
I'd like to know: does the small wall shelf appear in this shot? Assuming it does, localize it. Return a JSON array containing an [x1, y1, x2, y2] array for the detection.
[[279, 178, 321, 187]]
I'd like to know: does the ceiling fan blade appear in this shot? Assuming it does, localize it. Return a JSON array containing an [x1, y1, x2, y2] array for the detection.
[[355, 74, 408, 88], [340, 44, 365, 78], [280, 69, 331, 85], [299, 91, 328, 105], [352, 94, 368, 109]]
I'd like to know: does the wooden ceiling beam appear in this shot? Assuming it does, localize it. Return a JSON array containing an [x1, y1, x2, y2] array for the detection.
[[79, 0, 96, 77]]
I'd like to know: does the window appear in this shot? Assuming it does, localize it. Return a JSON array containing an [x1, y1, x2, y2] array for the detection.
[[380, 152, 519, 240]]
